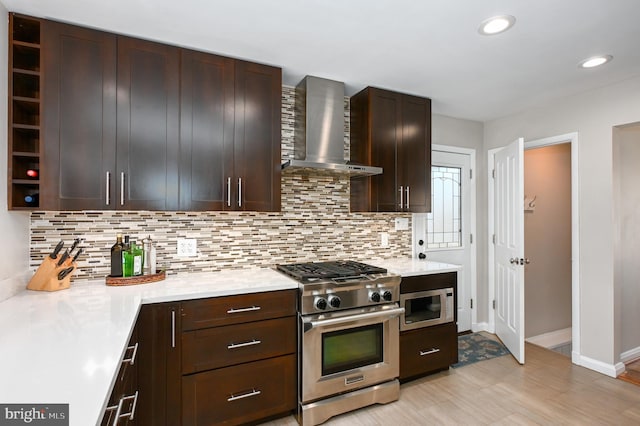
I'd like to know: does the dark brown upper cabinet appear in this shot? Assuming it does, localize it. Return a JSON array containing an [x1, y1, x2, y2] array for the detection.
[[42, 21, 117, 210], [179, 53, 281, 211], [116, 36, 180, 210], [233, 60, 281, 212], [350, 87, 431, 213], [32, 16, 282, 211]]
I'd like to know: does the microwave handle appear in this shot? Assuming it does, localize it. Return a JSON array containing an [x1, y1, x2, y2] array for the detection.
[[306, 307, 405, 330], [445, 291, 455, 322]]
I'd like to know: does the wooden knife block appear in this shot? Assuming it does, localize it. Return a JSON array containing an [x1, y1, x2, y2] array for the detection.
[[27, 256, 77, 292]]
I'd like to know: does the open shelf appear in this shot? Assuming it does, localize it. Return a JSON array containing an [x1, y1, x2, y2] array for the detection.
[[8, 14, 41, 209]]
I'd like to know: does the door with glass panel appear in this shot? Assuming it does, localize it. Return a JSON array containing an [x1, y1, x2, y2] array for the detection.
[[414, 149, 474, 332]]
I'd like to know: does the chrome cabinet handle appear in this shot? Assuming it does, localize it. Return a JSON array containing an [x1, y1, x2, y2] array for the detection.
[[406, 186, 410, 210], [419, 348, 441, 356], [227, 339, 261, 350], [399, 186, 404, 210], [227, 389, 261, 402], [120, 172, 125, 206], [307, 307, 405, 329], [227, 306, 261, 314], [122, 342, 138, 365], [171, 309, 176, 348], [238, 177, 242, 207], [106, 172, 111, 206], [109, 391, 139, 425], [227, 177, 231, 207]]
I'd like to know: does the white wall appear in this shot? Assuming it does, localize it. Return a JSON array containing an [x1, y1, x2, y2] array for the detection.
[[613, 124, 640, 357], [0, 2, 32, 301], [484, 74, 640, 367]]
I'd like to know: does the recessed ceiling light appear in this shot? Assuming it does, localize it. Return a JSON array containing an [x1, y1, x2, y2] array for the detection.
[[478, 15, 516, 35], [579, 55, 613, 69]]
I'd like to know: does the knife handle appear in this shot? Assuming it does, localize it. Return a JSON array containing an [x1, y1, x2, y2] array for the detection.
[[49, 240, 64, 259], [57, 250, 70, 266]]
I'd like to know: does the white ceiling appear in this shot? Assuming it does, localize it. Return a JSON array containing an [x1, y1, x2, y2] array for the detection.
[[5, 0, 640, 122]]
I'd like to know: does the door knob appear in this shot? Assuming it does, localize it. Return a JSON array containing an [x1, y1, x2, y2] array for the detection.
[[510, 258, 518, 264]]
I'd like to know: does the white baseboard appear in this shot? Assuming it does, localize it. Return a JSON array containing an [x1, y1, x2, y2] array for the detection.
[[621, 346, 640, 364], [526, 327, 572, 348], [575, 354, 625, 378]]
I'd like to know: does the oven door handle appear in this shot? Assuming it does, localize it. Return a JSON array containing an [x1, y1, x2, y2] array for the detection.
[[306, 307, 405, 330]]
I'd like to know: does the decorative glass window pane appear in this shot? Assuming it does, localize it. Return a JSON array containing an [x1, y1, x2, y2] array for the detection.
[[427, 166, 462, 249]]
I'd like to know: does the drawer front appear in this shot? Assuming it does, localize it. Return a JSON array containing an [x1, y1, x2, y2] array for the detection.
[[182, 316, 296, 374], [400, 272, 457, 294], [181, 289, 297, 330], [182, 354, 296, 426], [400, 323, 457, 381]]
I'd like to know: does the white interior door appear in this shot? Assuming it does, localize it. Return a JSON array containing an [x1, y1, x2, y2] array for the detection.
[[494, 138, 525, 364], [416, 149, 474, 332]]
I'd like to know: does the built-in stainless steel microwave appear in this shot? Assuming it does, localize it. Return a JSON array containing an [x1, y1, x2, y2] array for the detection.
[[399, 287, 454, 331]]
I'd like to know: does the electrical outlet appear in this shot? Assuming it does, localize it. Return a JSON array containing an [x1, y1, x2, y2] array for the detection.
[[177, 238, 197, 257], [380, 232, 389, 248], [395, 217, 409, 231]]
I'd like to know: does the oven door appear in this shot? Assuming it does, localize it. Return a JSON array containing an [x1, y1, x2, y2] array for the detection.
[[300, 304, 404, 403], [400, 287, 454, 331]]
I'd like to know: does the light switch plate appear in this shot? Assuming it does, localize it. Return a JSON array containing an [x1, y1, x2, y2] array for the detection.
[[177, 238, 197, 257], [395, 217, 409, 231]]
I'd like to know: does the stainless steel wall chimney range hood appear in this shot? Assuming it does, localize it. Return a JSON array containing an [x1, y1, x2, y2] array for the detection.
[[281, 76, 382, 177]]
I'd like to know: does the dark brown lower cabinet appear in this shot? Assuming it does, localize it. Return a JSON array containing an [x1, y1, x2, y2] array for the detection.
[[134, 290, 297, 425], [136, 303, 182, 426], [182, 354, 296, 425], [399, 322, 458, 382]]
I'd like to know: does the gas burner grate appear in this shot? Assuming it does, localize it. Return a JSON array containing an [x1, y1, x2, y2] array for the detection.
[[276, 260, 387, 282]]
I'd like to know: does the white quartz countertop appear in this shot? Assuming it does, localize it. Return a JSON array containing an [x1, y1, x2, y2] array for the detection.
[[369, 258, 461, 277], [0, 258, 459, 426], [0, 268, 298, 426]]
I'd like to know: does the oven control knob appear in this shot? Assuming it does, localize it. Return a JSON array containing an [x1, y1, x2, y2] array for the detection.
[[382, 290, 393, 301], [328, 296, 341, 309], [315, 297, 328, 310], [370, 291, 381, 303]]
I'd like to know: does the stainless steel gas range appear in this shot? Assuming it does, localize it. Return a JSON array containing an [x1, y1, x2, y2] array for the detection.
[[276, 260, 404, 426]]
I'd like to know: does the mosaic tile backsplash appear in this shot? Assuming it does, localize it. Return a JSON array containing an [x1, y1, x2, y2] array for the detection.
[[29, 86, 411, 280]]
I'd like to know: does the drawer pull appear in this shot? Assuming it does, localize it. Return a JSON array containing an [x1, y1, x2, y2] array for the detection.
[[227, 339, 262, 350], [122, 342, 138, 365], [226, 306, 261, 314], [227, 388, 261, 402], [419, 348, 441, 356], [107, 390, 139, 425]]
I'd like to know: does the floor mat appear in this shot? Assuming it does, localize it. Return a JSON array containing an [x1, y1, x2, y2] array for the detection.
[[451, 332, 510, 368]]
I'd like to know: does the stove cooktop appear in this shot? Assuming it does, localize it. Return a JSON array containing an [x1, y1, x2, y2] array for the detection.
[[276, 260, 387, 283]]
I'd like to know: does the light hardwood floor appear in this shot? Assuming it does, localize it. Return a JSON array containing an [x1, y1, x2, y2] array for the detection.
[[262, 343, 640, 425]]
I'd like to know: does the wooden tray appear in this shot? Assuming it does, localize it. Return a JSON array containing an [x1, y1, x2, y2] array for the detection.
[[106, 270, 166, 286]]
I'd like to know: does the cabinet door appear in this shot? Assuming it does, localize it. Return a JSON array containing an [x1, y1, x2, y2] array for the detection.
[[370, 88, 401, 212], [234, 60, 281, 212], [400, 94, 431, 212], [136, 303, 181, 426], [117, 37, 180, 210], [179, 50, 235, 211], [42, 22, 117, 210]]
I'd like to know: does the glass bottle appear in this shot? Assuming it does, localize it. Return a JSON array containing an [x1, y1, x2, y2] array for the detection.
[[132, 241, 143, 276], [122, 236, 133, 277], [110, 234, 124, 277]]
